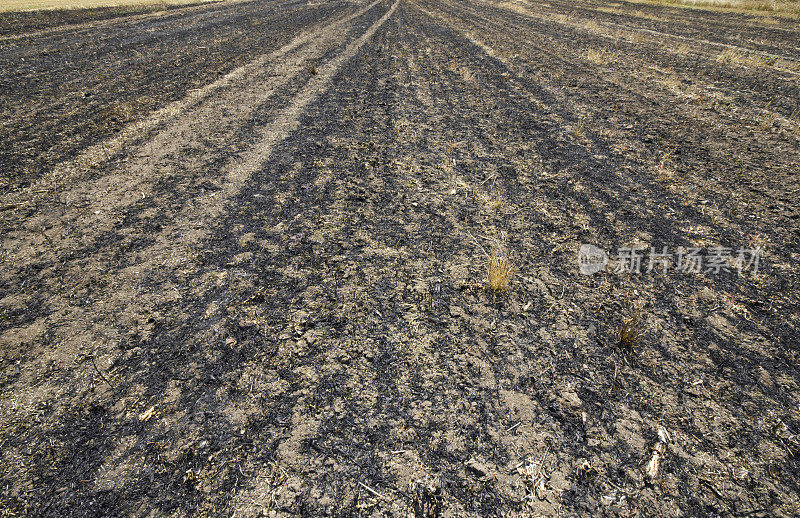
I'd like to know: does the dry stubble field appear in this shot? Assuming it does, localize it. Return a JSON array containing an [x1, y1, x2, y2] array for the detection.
[[0, 0, 799, 515]]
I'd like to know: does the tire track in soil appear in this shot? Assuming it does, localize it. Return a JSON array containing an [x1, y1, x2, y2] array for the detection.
[[107, 3, 682, 513], [0, 0, 387, 340], [135, 3, 758, 512], [0, 0, 395, 360], [0, 1, 400, 513], [116, 6, 520, 512], [0, 0, 344, 194], [229, 0, 798, 513], [8, 0, 384, 197]]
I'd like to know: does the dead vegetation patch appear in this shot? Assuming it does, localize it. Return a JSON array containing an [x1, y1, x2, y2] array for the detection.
[[484, 247, 515, 293], [615, 304, 644, 350], [95, 97, 153, 133], [716, 47, 797, 71], [584, 47, 618, 65], [630, 0, 800, 16]]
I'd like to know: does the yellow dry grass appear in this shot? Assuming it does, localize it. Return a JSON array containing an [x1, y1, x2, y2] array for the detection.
[[628, 0, 800, 17], [484, 249, 515, 293], [585, 48, 617, 65], [1, 0, 220, 13], [716, 47, 799, 72], [791, 108, 800, 133]]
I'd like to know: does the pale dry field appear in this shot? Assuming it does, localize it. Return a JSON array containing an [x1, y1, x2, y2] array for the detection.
[[634, 0, 800, 16], [0, 0, 219, 13]]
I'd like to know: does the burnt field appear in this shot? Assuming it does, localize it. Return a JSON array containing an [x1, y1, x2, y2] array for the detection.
[[1, 0, 799, 515]]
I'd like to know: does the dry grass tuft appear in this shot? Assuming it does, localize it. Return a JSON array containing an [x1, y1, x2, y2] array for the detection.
[[471, 182, 504, 211], [97, 98, 151, 132], [486, 186, 504, 210], [411, 478, 442, 517], [632, 0, 800, 17], [755, 101, 778, 131], [572, 118, 587, 140], [790, 108, 800, 134], [655, 150, 679, 183], [672, 42, 691, 55], [716, 48, 796, 71], [484, 248, 515, 293], [585, 48, 616, 65], [629, 31, 646, 44], [616, 307, 643, 349], [582, 19, 601, 31], [758, 111, 778, 131], [716, 48, 747, 65]]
